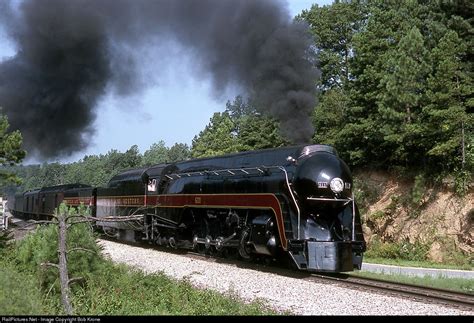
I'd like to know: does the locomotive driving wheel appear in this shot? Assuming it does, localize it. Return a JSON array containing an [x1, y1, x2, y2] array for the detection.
[[192, 215, 210, 255], [238, 227, 253, 260]]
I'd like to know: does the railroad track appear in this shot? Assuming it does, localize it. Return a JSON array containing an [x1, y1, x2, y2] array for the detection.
[[309, 273, 474, 311]]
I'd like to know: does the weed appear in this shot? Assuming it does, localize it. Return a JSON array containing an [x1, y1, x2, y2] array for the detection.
[[366, 237, 430, 262], [368, 210, 385, 221], [0, 229, 13, 249], [353, 177, 383, 215], [411, 174, 426, 206]]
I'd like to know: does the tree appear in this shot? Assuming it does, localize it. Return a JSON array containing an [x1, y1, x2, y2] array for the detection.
[[312, 87, 350, 147], [0, 112, 26, 187], [226, 96, 287, 151], [300, 1, 367, 156], [425, 30, 473, 172], [342, 1, 420, 167], [142, 141, 169, 166], [299, 1, 367, 91], [191, 96, 287, 158], [376, 26, 430, 166], [191, 112, 239, 158], [167, 143, 191, 162], [122, 145, 142, 168], [37, 162, 67, 187]]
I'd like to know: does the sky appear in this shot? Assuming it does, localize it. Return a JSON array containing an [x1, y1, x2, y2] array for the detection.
[[0, 0, 332, 164]]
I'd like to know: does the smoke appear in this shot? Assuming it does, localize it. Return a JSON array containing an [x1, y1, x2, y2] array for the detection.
[[0, 0, 319, 159]]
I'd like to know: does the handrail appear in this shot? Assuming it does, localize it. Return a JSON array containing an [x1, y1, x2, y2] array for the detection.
[[352, 192, 356, 242], [306, 197, 352, 205], [163, 166, 277, 180], [278, 166, 301, 240]]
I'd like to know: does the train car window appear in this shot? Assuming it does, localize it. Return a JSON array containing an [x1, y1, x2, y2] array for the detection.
[[147, 179, 157, 192]]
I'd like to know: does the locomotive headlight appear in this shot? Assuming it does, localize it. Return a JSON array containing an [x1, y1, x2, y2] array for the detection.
[[330, 178, 344, 193]]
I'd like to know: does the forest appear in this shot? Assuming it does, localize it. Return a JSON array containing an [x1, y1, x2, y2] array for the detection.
[[1, 0, 472, 195]]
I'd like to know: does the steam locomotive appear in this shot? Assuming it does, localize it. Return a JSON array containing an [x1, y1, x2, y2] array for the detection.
[[9, 144, 366, 272]]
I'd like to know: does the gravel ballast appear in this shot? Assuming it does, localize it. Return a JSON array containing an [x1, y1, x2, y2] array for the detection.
[[98, 239, 473, 316]]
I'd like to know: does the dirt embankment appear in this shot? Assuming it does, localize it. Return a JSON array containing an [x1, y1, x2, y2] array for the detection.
[[355, 171, 473, 263]]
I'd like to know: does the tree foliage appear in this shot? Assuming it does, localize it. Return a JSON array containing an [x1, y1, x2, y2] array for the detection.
[[6, 140, 191, 193], [191, 96, 287, 158], [301, 0, 473, 179], [0, 112, 25, 187], [4, 1, 473, 193]]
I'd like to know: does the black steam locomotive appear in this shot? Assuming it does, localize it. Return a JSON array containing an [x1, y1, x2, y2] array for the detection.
[[9, 144, 366, 272]]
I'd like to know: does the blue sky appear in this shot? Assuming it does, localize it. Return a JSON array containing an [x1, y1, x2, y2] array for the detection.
[[0, 0, 332, 164]]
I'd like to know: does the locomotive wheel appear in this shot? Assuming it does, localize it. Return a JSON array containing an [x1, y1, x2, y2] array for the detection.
[[192, 215, 210, 255], [238, 228, 253, 260], [196, 244, 207, 255], [216, 247, 229, 258]]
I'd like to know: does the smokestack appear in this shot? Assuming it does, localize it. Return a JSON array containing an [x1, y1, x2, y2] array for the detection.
[[0, 0, 319, 159]]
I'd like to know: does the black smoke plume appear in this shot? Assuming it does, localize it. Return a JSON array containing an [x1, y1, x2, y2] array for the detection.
[[0, 0, 319, 159]]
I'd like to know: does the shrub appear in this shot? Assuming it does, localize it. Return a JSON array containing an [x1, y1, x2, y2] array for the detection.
[[366, 237, 430, 262], [454, 168, 471, 197], [0, 259, 45, 314], [15, 204, 102, 293], [411, 174, 426, 206], [353, 177, 383, 217], [0, 229, 13, 249]]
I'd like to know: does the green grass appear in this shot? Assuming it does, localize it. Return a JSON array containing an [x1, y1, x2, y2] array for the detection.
[[68, 260, 279, 315], [360, 256, 473, 294], [364, 256, 473, 271], [0, 249, 279, 316], [350, 270, 474, 295], [0, 220, 280, 316]]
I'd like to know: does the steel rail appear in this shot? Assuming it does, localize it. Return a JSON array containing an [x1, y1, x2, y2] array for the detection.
[[310, 273, 474, 310]]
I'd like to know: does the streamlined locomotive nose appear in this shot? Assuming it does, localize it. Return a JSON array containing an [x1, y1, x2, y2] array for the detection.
[[293, 152, 353, 200]]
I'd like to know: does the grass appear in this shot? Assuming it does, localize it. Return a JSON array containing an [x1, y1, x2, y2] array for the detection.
[[350, 270, 474, 295], [68, 260, 279, 315], [0, 253, 279, 316], [0, 220, 280, 316], [359, 255, 473, 294], [364, 256, 473, 271]]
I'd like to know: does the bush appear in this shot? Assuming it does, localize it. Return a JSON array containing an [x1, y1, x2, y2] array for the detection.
[[0, 229, 13, 249], [353, 177, 383, 219], [15, 204, 102, 292], [454, 168, 471, 197], [411, 174, 426, 206], [366, 237, 430, 262], [0, 259, 45, 314]]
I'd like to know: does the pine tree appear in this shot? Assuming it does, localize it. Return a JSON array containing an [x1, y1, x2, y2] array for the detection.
[[377, 26, 430, 166], [425, 30, 473, 172]]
